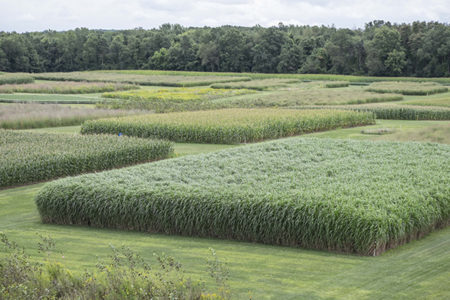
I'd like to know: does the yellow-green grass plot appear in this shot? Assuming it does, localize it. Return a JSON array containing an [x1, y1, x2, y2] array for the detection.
[[35, 138, 450, 256], [81, 108, 375, 144], [366, 81, 448, 95], [0, 130, 173, 188], [101, 87, 255, 112]]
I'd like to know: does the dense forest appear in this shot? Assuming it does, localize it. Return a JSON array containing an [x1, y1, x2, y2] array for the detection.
[[0, 20, 449, 77]]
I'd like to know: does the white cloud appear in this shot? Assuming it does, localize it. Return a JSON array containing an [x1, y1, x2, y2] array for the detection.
[[0, 0, 448, 32]]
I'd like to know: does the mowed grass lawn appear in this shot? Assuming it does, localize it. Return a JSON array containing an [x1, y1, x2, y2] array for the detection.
[[1, 183, 449, 299]]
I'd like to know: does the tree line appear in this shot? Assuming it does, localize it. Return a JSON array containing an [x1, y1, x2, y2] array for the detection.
[[0, 20, 449, 77]]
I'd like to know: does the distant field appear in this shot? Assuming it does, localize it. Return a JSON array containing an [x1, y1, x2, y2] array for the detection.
[[28, 119, 450, 145], [35, 138, 450, 255], [306, 119, 450, 143], [210, 78, 300, 90], [371, 123, 450, 144], [213, 88, 403, 107], [1, 69, 450, 299], [33, 71, 251, 87], [107, 70, 450, 84], [324, 81, 350, 88], [0, 73, 34, 85], [401, 92, 450, 107], [0, 81, 137, 94], [1, 70, 449, 85], [101, 87, 255, 112], [81, 109, 375, 144], [298, 103, 450, 120], [366, 81, 448, 96], [0, 130, 173, 188], [366, 81, 448, 95], [0, 93, 103, 104], [0, 103, 142, 129]]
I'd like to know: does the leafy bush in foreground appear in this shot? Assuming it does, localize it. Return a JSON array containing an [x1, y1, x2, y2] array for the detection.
[[366, 81, 448, 95], [0, 233, 229, 299], [81, 109, 375, 144], [0, 130, 173, 187], [0, 74, 34, 85], [35, 138, 450, 255]]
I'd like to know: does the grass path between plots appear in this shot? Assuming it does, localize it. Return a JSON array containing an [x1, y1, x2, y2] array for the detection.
[[0, 183, 449, 299]]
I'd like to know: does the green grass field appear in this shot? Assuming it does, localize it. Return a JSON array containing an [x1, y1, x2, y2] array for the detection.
[[33, 71, 251, 87], [0, 93, 103, 104], [100, 70, 450, 84], [1, 73, 449, 298], [1, 181, 449, 299], [308, 119, 450, 143], [0, 103, 142, 129], [24, 119, 450, 145], [81, 109, 374, 144], [366, 81, 448, 95], [1, 121, 449, 299], [0, 130, 173, 187], [35, 138, 448, 256]]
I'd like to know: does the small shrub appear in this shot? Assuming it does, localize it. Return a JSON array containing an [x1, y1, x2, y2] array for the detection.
[[0, 233, 230, 299]]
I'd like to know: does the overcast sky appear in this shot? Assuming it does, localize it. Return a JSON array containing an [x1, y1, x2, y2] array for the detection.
[[1, 0, 449, 32]]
